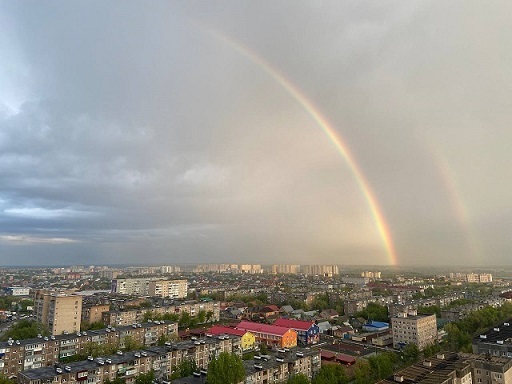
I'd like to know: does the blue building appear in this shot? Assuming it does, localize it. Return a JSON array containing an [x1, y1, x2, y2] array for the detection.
[[274, 318, 320, 345]]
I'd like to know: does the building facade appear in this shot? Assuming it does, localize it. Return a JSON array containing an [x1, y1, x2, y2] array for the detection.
[[391, 312, 437, 351], [0, 321, 177, 379], [147, 279, 188, 299], [4, 287, 30, 296], [236, 321, 297, 349], [111, 278, 188, 299], [33, 290, 83, 335], [81, 304, 110, 324], [273, 318, 320, 345], [102, 300, 220, 327]]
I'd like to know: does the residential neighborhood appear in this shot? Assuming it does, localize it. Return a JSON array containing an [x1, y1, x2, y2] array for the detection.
[[0, 264, 512, 382]]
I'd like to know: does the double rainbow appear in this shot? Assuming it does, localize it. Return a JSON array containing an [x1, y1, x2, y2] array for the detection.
[[203, 27, 398, 265]]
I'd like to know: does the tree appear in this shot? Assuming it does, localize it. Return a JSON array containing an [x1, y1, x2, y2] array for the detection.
[[310, 293, 330, 311], [356, 303, 389, 322], [206, 310, 214, 323], [312, 364, 348, 384], [0, 320, 49, 341], [402, 343, 420, 364], [353, 360, 372, 384], [367, 352, 396, 380], [80, 340, 119, 358], [287, 373, 310, 384], [423, 343, 442, 358], [122, 335, 143, 351], [417, 305, 441, 318], [197, 310, 207, 324], [135, 370, 155, 384], [19, 299, 33, 312], [206, 352, 245, 384], [81, 321, 105, 331], [157, 334, 169, 346], [143, 311, 158, 322], [0, 375, 16, 384], [162, 312, 179, 322], [170, 358, 198, 379], [179, 311, 191, 327]]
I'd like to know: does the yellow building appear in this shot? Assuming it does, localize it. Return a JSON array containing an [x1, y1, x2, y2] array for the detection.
[[236, 321, 298, 349], [209, 325, 256, 351]]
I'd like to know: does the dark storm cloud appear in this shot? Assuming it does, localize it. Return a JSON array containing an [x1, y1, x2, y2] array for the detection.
[[1, 1, 511, 265]]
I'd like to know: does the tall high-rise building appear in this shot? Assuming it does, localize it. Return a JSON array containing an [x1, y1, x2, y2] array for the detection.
[[301, 265, 339, 277], [272, 265, 301, 274], [239, 264, 263, 274], [160, 265, 181, 274], [361, 271, 381, 279], [33, 290, 82, 335]]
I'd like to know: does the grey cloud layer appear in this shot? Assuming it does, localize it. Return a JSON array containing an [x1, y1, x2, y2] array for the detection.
[[0, 1, 511, 265]]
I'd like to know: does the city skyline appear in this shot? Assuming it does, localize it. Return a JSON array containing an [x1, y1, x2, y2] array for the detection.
[[1, 2, 512, 266]]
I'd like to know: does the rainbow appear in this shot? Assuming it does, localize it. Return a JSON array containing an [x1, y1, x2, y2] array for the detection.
[[426, 141, 480, 263], [201, 26, 398, 265]]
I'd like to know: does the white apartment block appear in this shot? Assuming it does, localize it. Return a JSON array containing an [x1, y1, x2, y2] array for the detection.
[[148, 279, 188, 299], [111, 278, 188, 299], [361, 271, 382, 279], [302, 265, 339, 277], [240, 264, 263, 274], [449, 272, 493, 283], [160, 265, 181, 274], [391, 311, 437, 351], [272, 265, 301, 274]]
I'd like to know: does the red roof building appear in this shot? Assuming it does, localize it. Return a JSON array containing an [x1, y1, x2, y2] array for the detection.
[[236, 320, 297, 348], [209, 325, 256, 351], [273, 318, 314, 331], [208, 325, 246, 337], [273, 318, 320, 345]]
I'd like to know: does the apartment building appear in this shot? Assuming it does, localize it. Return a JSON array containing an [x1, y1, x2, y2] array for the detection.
[[467, 273, 493, 283], [236, 321, 297, 349], [361, 271, 381, 279], [208, 325, 256, 351], [18, 335, 241, 384], [0, 322, 177, 379], [4, 287, 30, 296], [240, 264, 263, 274], [301, 265, 339, 277], [449, 272, 493, 283], [242, 349, 321, 384], [391, 311, 437, 351], [33, 290, 83, 335], [147, 279, 188, 299], [378, 352, 512, 384], [377, 352, 472, 384], [81, 303, 110, 324], [160, 265, 181, 274], [472, 319, 512, 356], [102, 300, 220, 326], [462, 353, 512, 383], [272, 265, 301, 274], [273, 318, 320, 345], [111, 278, 188, 299]]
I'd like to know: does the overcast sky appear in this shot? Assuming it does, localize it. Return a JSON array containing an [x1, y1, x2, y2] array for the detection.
[[1, 1, 511, 266]]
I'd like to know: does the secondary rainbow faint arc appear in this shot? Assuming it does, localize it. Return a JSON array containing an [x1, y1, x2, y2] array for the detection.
[[203, 26, 398, 265]]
